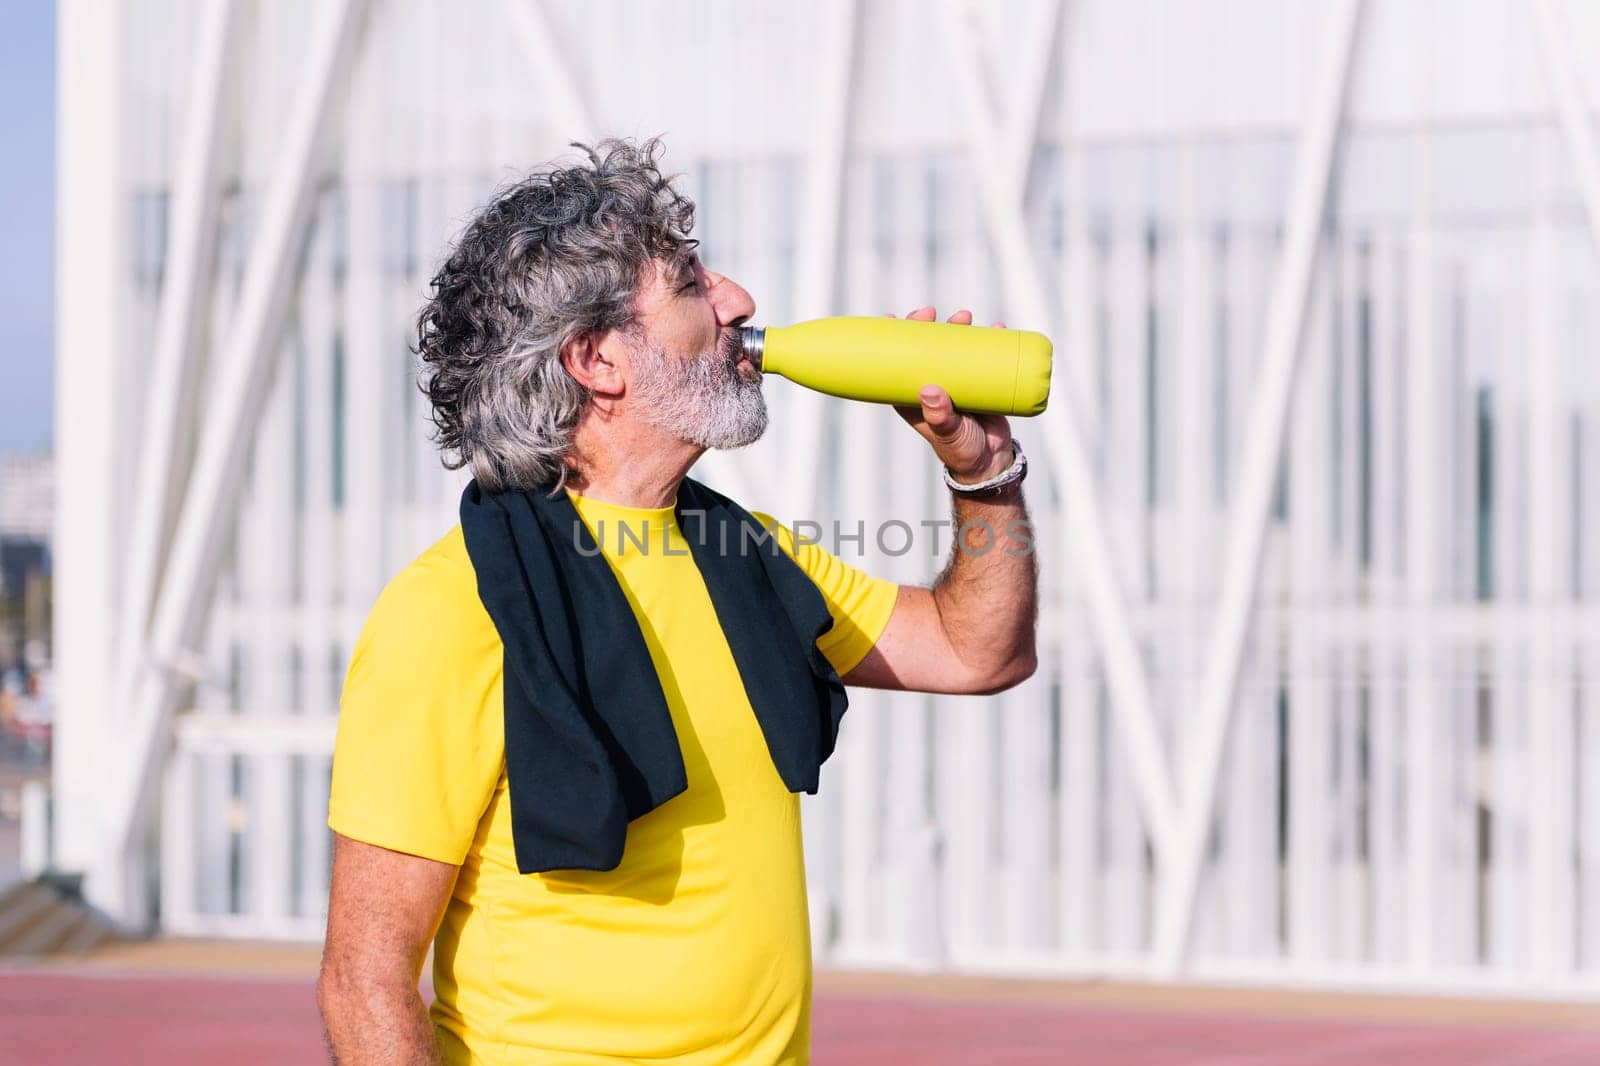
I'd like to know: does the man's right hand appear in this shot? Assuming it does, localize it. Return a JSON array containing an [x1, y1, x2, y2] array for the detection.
[[318, 833, 458, 1065]]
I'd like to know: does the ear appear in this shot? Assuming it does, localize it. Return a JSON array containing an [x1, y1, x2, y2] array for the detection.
[[559, 331, 624, 398]]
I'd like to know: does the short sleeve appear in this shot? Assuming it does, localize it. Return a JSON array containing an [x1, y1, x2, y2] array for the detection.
[[753, 511, 900, 676], [328, 539, 505, 865]]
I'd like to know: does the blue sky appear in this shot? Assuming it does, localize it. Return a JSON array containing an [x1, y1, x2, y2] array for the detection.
[[0, 3, 54, 454]]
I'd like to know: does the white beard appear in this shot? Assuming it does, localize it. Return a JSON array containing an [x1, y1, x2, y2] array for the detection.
[[629, 332, 769, 449]]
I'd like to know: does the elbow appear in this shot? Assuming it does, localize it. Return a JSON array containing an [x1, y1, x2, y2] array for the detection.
[[317, 956, 373, 1031], [316, 960, 348, 1026], [967, 646, 1038, 696]]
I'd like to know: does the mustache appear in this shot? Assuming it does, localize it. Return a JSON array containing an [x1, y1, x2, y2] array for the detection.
[[716, 328, 744, 367]]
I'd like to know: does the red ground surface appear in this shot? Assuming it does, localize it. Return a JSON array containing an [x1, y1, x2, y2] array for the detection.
[[1, 971, 1597, 1065]]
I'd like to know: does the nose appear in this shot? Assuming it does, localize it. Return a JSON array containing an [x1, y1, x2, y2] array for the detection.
[[704, 268, 756, 328]]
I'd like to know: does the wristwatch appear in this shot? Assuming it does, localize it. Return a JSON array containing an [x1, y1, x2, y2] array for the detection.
[[943, 439, 1027, 496]]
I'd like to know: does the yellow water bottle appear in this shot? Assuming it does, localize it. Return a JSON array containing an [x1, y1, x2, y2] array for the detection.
[[739, 317, 1052, 417]]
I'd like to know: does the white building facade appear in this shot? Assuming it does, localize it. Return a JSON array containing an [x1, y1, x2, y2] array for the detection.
[[54, 0, 1600, 995]]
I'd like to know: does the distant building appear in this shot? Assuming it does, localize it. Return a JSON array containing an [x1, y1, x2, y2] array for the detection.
[[0, 454, 53, 542], [0, 538, 49, 605]]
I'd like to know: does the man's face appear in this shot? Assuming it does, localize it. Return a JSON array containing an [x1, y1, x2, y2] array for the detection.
[[624, 252, 767, 449]]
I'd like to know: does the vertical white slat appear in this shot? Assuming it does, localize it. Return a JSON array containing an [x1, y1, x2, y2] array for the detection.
[[239, 320, 296, 928], [1489, 232, 1527, 970], [1099, 222, 1151, 958], [295, 189, 337, 920], [1525, 135, 1577, 975], [1058, 609, 1099, 959], [1234, 228, 1284, 970], [1287, 247, 1333, 964], [1583, 650, 1600, 972], [1226, 634, 1281, 962], [1442, 261, 1482, 970], [1446, 634, 1483, 968], [1574, 230, 1600, 973], [1582, 322, 1600, 975], [237, 0, 298, 923], [192, 182, 250, 920], [1333, 236, 1364, 962], [1405, 207, 1443, 975], [1105, 221, 1152, 625], [1145, 208, 1196, 956], [339, 0, 388, 641], [1171, 157, 1217, 618], [1056, 164, 1101, 962], [1366, 235, 1405, 965], [1332, 643, 1362, 963], [191, 682, 235, 920], [405, 87, 435, 534], [160, 748, 198, 933], [1219, 228, 1280, 961], [1171, 147, 1221, 956]]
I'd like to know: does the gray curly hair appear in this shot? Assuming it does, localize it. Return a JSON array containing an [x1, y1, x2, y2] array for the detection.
[[416, 137, 697, 493]]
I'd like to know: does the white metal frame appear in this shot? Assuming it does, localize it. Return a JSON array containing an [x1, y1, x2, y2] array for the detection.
[[94, 0, 370, 925], [49, 1, 1600, 998]]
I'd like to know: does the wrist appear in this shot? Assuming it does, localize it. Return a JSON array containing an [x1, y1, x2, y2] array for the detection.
[[943, 439, 1027, 497], [948, 443, 1015, 484], [947, 454, 1011, 483]]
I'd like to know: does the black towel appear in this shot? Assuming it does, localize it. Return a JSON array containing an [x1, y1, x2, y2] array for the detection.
[[459, 476, 849, 874]]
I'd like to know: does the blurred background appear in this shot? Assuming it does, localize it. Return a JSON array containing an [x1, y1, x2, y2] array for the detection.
[[4, 0, 1600, 1061]]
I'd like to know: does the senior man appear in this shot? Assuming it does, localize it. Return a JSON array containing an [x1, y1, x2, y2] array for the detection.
[[318, 138, 1038, 1065]]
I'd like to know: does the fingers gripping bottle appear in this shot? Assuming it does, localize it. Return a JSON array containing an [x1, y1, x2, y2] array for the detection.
[[738, 317, 1053, 417]]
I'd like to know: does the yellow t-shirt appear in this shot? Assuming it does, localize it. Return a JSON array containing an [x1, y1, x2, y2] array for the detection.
[[328, 491, 898, 1065]]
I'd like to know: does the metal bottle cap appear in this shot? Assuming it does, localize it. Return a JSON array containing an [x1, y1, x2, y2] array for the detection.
[[738, 326, 765, 370]]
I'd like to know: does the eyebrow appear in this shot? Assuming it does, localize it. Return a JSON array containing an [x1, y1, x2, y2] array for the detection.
[[666, 243, 701, 285]]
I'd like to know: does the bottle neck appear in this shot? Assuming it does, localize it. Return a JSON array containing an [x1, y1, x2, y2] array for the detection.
[[738, 326, 766, 372]]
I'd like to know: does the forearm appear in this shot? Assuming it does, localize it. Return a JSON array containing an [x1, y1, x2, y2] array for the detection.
[[930, 484, 1039, 688], [319, 976, 443, 1065]]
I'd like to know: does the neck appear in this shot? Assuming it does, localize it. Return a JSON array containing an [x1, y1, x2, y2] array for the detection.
[[564, 419, 703, 509]]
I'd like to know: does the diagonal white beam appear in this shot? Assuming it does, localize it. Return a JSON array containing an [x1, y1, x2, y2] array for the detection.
[[781, 0, 860, 520], [1533, 0, 1600, 261], [1153, 0, 1365, 974], [113, 0, 241, 735], [938, 0, 1180, 865], [91, 0, 370, 924], [1000, 0, 1070, 205], [501, 0, 599, 140]]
